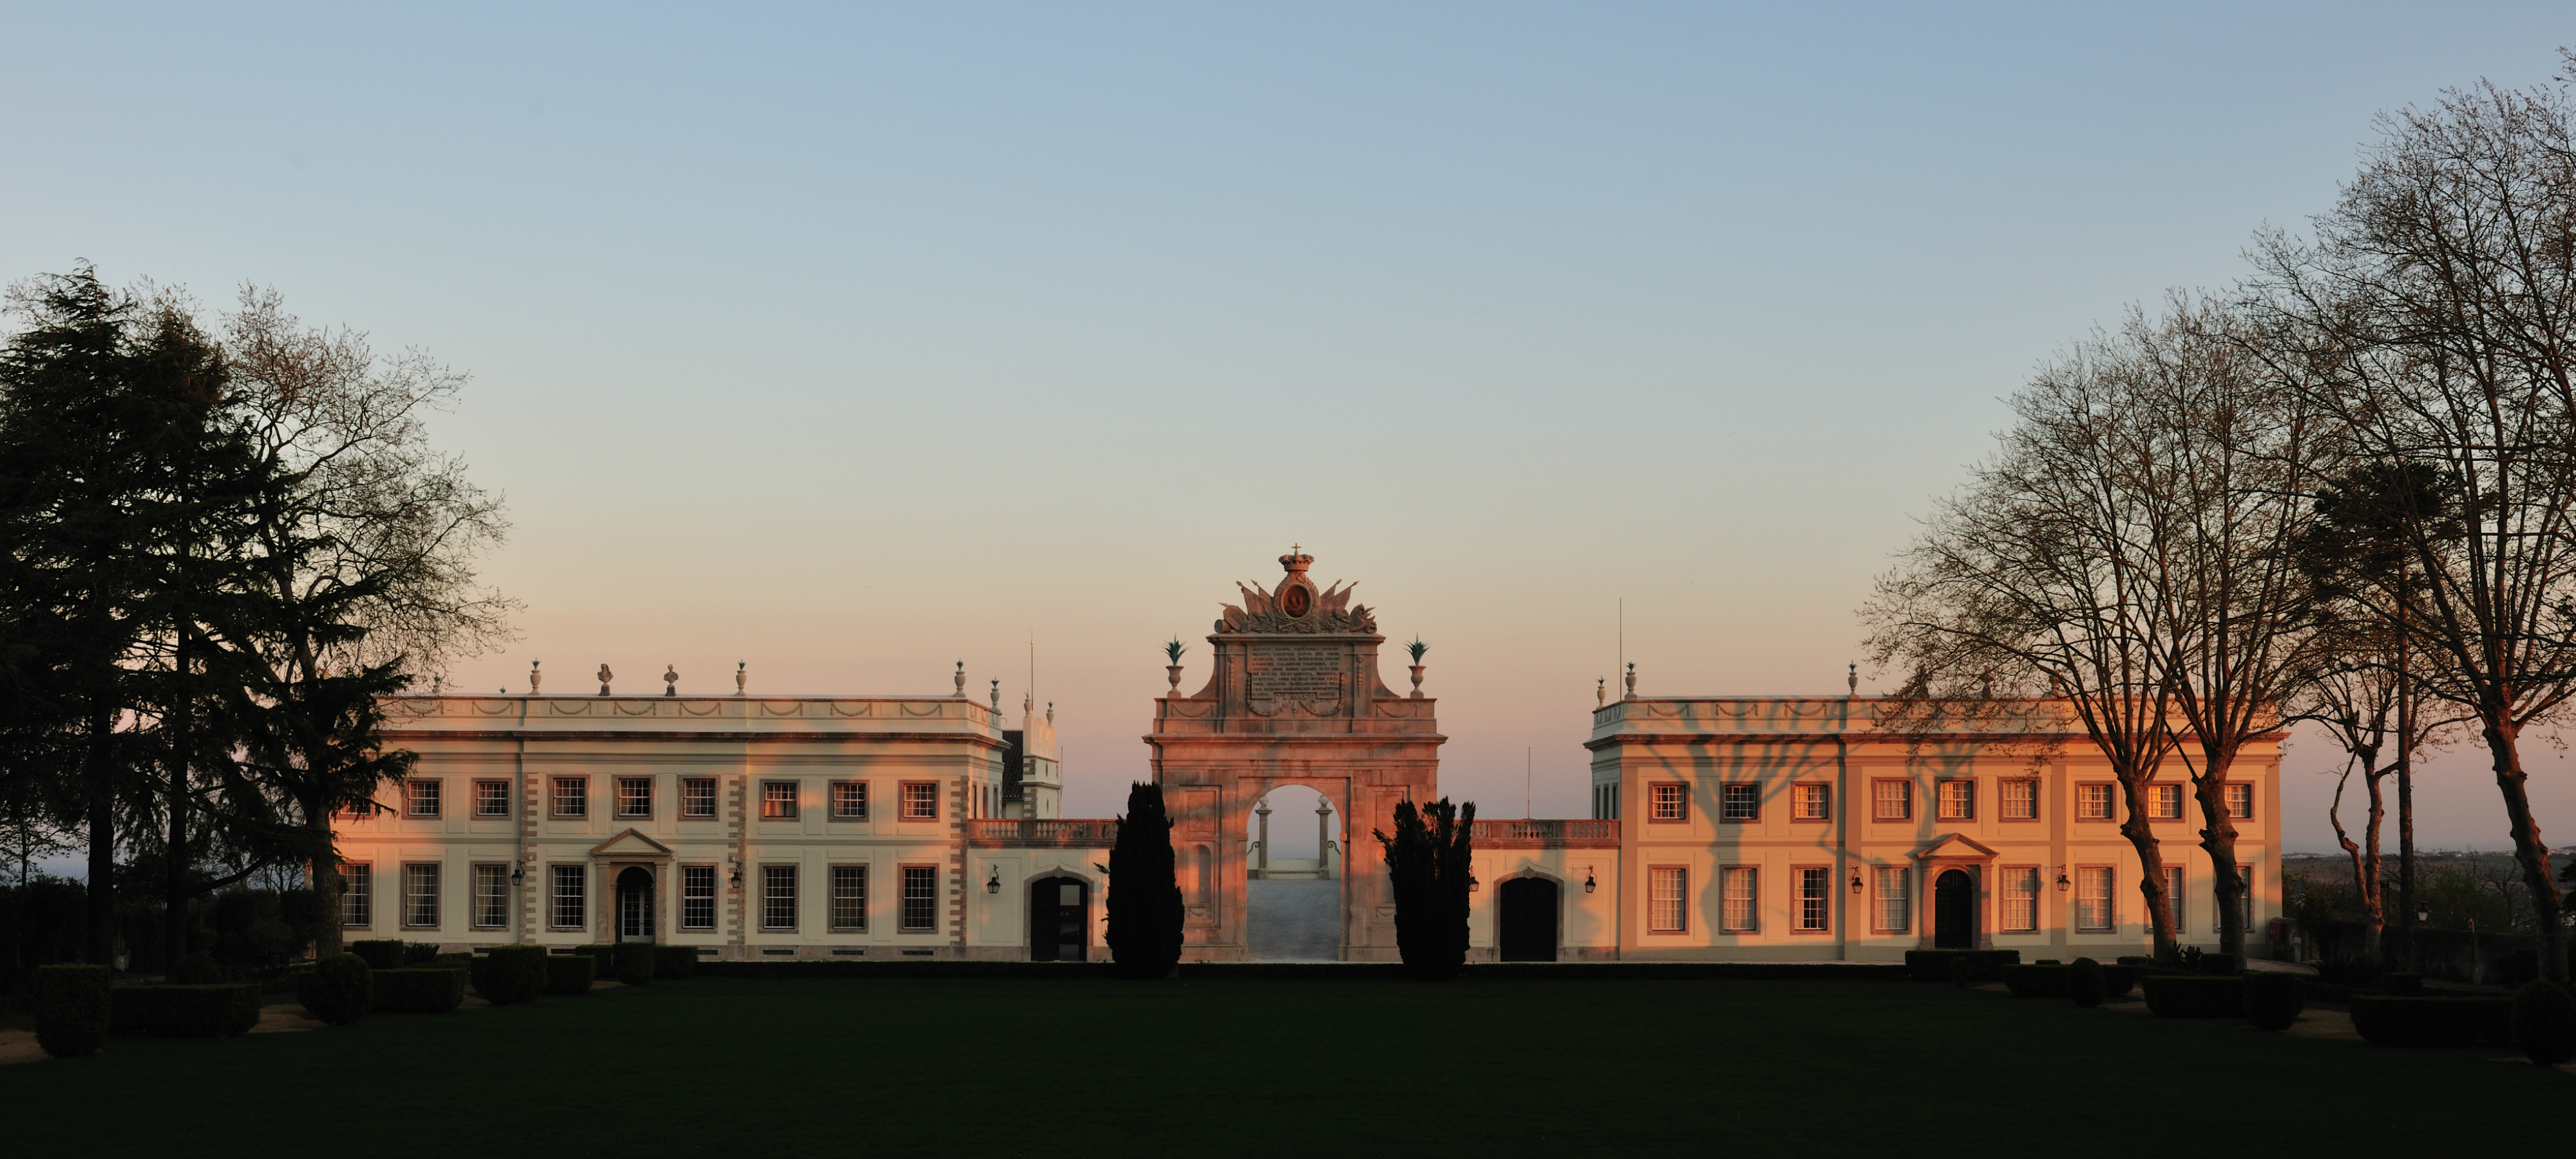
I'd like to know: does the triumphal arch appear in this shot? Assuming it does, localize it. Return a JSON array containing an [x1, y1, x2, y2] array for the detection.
[[1145, 550, 1443, 961]]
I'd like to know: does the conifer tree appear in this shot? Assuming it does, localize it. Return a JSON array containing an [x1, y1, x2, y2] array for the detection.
[[1377, 796, 1474, 980], [1105, 781, 1182, 979]]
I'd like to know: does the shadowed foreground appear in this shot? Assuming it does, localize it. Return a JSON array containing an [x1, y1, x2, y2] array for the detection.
[[10, 978, 2561, 1155]]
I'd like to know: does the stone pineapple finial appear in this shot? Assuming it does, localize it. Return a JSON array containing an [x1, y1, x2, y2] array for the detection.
[[598, 663, 612, 696], [665, 664, 679, 696]]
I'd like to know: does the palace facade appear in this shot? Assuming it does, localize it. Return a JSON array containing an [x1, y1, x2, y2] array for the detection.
[[334, 552, 2282, 963]]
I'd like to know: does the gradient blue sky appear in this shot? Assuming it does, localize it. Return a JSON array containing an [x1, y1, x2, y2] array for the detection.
[[6, 3, 2572, 852]]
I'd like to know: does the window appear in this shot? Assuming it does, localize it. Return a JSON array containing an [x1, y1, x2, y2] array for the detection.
[[551, 777, 587, 818], [2234, 863, 2253, 930], [1650, 783, 1689, 822], [1721, 867, 1758, 932], [1797, 867, 1830, 932], [403, 863, 440, 928], [1593, 784, 1620, 820], [340, 863, 372, 928], [1719, 784, 1759, 823], [900, 866, 938, 931], [617, 777, 652, 818], [2224, 784, 2254, 820], [2001, 867, 2039, 932], [761, 780, 799, 820], [680, 865, 715, 930], [682, 777, 717, 819], [2076, 866, 2114, 931], [1936, 779, 1973, 821], [831, 865, 867, 931], [832, 781, 868, 820], [1793, 783, 1831, 821], [472, 863, 508, 928], [2001, 778, 2038, 820], [762, 865, 797, 930], [2165, 866, 2186, 931], [2148, 783, 2184, 820], [405, 778, 441, 818], [1649, 867, 1687, 933], [474, 780, 511, 818], [551, 864, 586, 929], [901, 782, 939, 822], [2076, 783, 2114, 820], [1872, 780, 1911, 821], [1875, 866, 1911, 932]]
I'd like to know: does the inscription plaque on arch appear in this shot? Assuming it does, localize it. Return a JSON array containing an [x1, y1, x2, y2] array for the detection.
[[1246, 646, 1343, 700]]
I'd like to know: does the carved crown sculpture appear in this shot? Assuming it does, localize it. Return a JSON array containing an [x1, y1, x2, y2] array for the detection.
[[1217, 549, 1376, 635]]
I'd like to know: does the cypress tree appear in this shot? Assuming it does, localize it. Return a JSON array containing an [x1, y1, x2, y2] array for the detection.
[[1376, 796, 1475, 980], [1105, 781, 1183, 979]]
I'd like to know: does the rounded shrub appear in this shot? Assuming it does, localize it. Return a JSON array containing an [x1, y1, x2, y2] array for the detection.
[[2242, 971, 2304, 1031], [298, 953, 372, 1025], [168, 950, 225, 985], [34, 963, 111, 1058], [611, 941, 654, 986], [346, 939, 407, 971], [2198, 952, 2242, 976], [2068, 957, 2107, 1008], [475, 946, 548, 1006], [2512, 979, 2576, 1066]]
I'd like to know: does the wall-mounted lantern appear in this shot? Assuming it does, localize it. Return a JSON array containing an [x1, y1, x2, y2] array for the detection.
[[1468, 874, 1480, 892], [1583, 869, 1596, 895], [510, 862, 524, 886], [987, 867, 1001, 894], [1849, 872, 1864, 895], [2416, 904, 2430, 925], [2055, 869, 2071, 892], [729, 860, 743, 889]]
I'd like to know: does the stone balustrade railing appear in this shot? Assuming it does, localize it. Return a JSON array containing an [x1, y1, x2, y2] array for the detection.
[[1466, 819, 1619, 847], [964, 818, 1121, 847]]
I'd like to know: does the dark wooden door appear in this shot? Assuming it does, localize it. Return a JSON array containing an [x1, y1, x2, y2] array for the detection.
[[1497, 877, 1558, 961], [1028, 878, 1088, 961], [616, 867, 654, 943], [1934, 869, 1975, 949]]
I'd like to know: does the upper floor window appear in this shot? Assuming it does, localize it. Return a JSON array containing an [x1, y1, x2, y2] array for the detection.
[[833, 781, 869, 820], [474, 780, 511, 818], [1936, 779, 1974, 821], [2147, 783, 2184, 820], [1718, 784, 1759, 823], [1649, 783, 1689, 823], [2224, 784, 2254, 820], [1872, 780, 1911, 822], [901, 782, 939, 822], [405, 778, 440, 818], [340, 863, 372, 928], [617, 777, 653, 818], [2000, 778, 2038, 820], [762, 781, 799, 820], [1792, 783, 1831, 821], [2076, 783, 2115, 821], [338, 798, 376, 820], [551, 777, 587, 818], [681, 777, 717, 819]]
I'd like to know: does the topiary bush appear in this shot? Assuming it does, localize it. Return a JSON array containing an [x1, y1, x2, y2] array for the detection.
[[2197, 952, 2242, 976], [402, 942, 441, 965], [106, 984, 261, 1037], [2101, 965, 2142, 1000], [34, 963, 111, 1058], [2003, 964, 2068, 999], [473, 946, 548, 1005], [2141, 974, 2244, 1018], [2350, 995, 2514, 1047], [545, 952, 594, 996], [371, 968, 466, 1013], [2512, 979, 2576, 1066], [298, 953, 372, 1025], [611, 941, 654, 986], [2242, 971, 2304, 1032], [651, 945, 698, 979], [347, 939, 408, 971], [2068, 957, 2107, 1008]]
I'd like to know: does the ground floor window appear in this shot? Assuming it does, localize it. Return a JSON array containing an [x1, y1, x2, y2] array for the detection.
[[2165, 866, 2185, 932], [1721, 866, 1757, 932], [901, 866, 938, 931], [2234, 863, 2252, 932], [1875, 866, 1910, 932], [340, 863, 372, 928], [2076, 866, 2114, 931], [1649, 867, 1687, 933], [1797, 867, 1830, 932], [763, 865, 799, 930], [551, 864, 586, 930], [2000, 867, 2039, 932], [681, 865, 716, 930], [403, 863, 440, 928], [831, 865, 867, 931], [472, 863, 508, 928]]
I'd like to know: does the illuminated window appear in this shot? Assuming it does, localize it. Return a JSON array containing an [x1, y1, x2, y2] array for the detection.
[[1649, 867, 1687, 932], [1651, 784, 1689, 822], [761, 781, 799, 820], [1873, 780, 1911, 821], [2224, 784, 2254, 820], [2077, 866, 2114, 931], [2148, 783, 2183, 820], [1797, 867, 1830, 931], [1936, 779, 1974, 821], [2076, 784, 2114, 820], [902, 782, 939, 822], [2001, 867, 2039, 932], [1793, 783, 1831, 821], [833, 781, 868, 820]]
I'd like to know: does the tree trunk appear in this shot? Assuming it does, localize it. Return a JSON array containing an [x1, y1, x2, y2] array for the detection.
[[310, 813, 344, 959], [2329, 755, 2387, 964], [82, 711, 115, 968], [2115, 775, 2180, 959], [2193, 749, 2248, 958], [2479, 714, 2567, 983], [166, 630, 190, 972]]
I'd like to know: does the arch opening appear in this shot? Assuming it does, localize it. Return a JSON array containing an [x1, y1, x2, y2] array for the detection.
[[615, 866, 655, 943], [1244, 785, 1342, 961], [1497, 876, 1560, 961], [1934, 869, 1976, 950]]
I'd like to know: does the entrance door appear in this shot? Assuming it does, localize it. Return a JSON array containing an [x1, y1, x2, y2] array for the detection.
[[1934, 869, 1975, 950], [1497, 878, 1559, 962], [1028, 877, 1088, 961], [616, 867, 655, 943]]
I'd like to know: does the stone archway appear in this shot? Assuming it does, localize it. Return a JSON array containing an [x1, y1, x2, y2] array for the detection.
[[1245, 785, 1341, 961]]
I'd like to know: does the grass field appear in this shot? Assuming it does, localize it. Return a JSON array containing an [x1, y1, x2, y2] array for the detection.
[[10, 976, 2565, 1155]]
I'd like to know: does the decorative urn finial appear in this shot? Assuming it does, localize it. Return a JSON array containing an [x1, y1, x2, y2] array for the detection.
[[735, 661, 746, 696], [990, 679, 1001, 712], [1624, 662, 1636, 701], [1596, 677, 1605, 706], [954, 660, 965, 698], [530, 659, 542, 694], [597, 663, 612, 696], [664, 664, 678, 696]]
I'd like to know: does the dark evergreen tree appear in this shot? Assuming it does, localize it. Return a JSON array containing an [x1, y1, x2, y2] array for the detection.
[[1105, 781, 1183, 979], [1376, 796, 1475, 980]]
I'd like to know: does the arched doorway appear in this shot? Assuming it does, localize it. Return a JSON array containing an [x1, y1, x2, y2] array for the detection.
[[1497, 877, 1559, 961], [1028, 876, 1090, 961], [1244, 785, 1341, 960], [1933, 869, 1975, 950], [616, 867, 656, 943]]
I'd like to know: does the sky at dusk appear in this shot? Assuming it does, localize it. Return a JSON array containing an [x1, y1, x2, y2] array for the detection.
[[6, 3, 2574, 853]]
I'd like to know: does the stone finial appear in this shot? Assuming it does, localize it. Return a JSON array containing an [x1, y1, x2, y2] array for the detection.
[[1848, 662, 1858, 697], [598, 663, 612, 696], [431, 675, 442, 694], [664, 664, 679, 696], [530, 659, 542, 694], [1046, 701, 1054, 725], [1624, 663, 1636, 701], [990, 679, 1000, 712], [1596, 677, 1605, 706], [735, 661, 746, 696], [954, 660, 965, 698]]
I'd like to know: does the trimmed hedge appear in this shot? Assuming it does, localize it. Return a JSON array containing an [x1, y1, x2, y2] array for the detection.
[[2101, 966, 2141, 1000], [2067, 957, 2106, 1008], [2512, 981, 2576, 1065], [2197, 953, 2242, 976], [2350, 995, 2515, 1047], [35, 963, 111, 1058], [2003, 964, 2067, 999], [298, 954, 372, 1025], [347, 939, 409, 971], [169, 951, 229, 985], [372, 968, 466, 1013], [108, 984, 261, 1037], [472, 946, 548, 1006], [652, 945, 698, 979], [611, 941, 654, 985], [2141, 974, 2244, 1019], [2243, 972, 2304, 1032], [545, 953, 595, 996], [1904, 949, 2020, 983]]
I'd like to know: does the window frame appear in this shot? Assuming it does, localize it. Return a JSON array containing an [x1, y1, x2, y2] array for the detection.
[[1718, 783, 1759, 824], [760, 780, 800, 821], [549, 863, 587, 930], [2146, 782, 2184, 821], [831, 780, 869, 822], [2076, 865, 2116, 932], [1795, 865, 1832, 933], [899, 865, 939, 932], [616, 776, 654, 819], [2075, 782, 2116, 822], [830, 864, 867, 932], [1871, 779, 1912, 822], [1648, 865, 1688, 934], [1935, 778, 1975, 822], [1874, 865, 1911, 933], [2224, 783, 2255, 820], [1792, 782, 1831, 823], [402, 862, 440, 929], [1719, 865, 1758, 932], [2165, 865, 2186, 932], [2000, 778, 2040, 822], [471, 862, 509, 929], [340, 862, 373, 929], [473, 779, 511, 819], [681, 777, 718, 820], [679, 864, 717, 930], [550, 777, 588, 820], [761, 863, 799, 931], [405, 778, 442, 819], [2000, 865, 2040, 932], [900, 781, 940, 823], [1649, 782, 1689, 824]]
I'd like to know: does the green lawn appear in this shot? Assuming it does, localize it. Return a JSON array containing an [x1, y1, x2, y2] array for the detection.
[[11, 977, 2563, 1155]]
